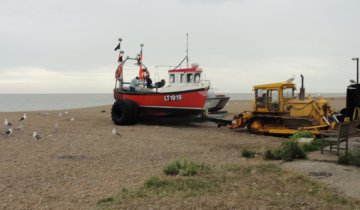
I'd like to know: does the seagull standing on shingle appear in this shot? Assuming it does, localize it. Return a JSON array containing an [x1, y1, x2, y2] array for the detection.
[[32, 131, 42, 140], [19, 113, 27, 121], [4, 119, 12, 127], [112, 128, 121, 136], [2, 128, 13, 136]]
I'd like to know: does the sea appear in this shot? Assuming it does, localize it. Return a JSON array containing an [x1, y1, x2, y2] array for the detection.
[[0, 94, 114, 112], [0, 93, 346, 112]]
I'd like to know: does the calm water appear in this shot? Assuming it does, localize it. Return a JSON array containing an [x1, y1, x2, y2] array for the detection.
[[0, 94, 114, 112], [0, 92, 345, 112]]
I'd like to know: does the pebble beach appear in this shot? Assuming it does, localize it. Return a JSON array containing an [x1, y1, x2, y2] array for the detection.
[[0, 98, 347, 209]]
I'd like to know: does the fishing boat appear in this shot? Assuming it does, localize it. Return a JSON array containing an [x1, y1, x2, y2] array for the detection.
[[111, 39, 209, 125], [166, 64, 230, 112], [205, 90, 230, 112]]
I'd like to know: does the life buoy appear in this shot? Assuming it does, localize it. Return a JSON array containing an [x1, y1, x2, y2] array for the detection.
[[115, 63, 123, 78]]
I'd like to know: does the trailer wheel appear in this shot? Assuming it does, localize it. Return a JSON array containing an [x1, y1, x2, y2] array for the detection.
[[111, 100, 138, 125]]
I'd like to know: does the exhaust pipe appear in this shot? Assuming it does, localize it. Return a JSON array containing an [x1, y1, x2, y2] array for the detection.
[[299, 74, 305, 100]]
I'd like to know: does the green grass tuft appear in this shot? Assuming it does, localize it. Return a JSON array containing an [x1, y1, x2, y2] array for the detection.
[[144, 176, 167, 188], [262, 140, 306, 161], [290, 131, 315, 140], [163, 159, 209, 176], [96, 196, 114, 207], [263, 148, 274, 160], [302, 139, 322, 152], [280, 139, 306, 161], [241, 148, 256, 158]]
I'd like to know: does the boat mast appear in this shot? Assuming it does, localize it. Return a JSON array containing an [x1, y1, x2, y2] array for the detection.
[[186, 33, 189, 68], [172, 33, 190, 70], [115, 38, 123, 90]]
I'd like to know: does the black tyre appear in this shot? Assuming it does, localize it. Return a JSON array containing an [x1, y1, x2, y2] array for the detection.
[[111, 100, 138, 125]]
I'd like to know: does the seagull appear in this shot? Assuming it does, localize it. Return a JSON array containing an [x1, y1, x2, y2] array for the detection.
[[58, 113, 63, 117], [32, 131, 42, 140], [112, 128, 121, 136], [2, 128, 13, 136], [286, 75, 295, 82], [4, 119, 11, 126], [19, 113, 27, 121], [70, 117, 74, 121], [64, 111, 69, 115]]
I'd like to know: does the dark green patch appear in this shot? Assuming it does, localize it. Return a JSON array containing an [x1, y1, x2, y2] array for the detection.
[[280, 139, 306, 161], [163, 159, 209, 176], [263, 148, 282, 160], [96, 196, 114, 207], [290, 131, 315, 140], [302, 139, 322, 152], [241, 148, 256, 158], [262, 140, 306, 161]]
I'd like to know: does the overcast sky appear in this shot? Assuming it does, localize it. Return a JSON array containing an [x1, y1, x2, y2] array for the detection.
[[1, 0, 360, 93]]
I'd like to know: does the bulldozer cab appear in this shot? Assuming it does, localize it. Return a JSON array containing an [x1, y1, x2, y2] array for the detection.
[[254, 82, 295, 113]]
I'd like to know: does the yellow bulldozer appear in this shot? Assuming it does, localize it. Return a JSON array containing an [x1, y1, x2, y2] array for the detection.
[[229, 75, 340, 135]]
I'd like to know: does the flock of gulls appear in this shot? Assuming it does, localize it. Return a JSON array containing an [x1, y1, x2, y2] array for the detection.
[[3, 114, 27, 137], [1, 111, 74, 140], [2, 110, 121, 140]]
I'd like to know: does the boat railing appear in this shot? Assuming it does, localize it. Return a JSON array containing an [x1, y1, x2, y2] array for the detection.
[[115, 80, 158, 93]]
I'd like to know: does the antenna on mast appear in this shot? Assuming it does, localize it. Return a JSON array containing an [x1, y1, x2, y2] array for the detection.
[[186, 33, 189, 68]]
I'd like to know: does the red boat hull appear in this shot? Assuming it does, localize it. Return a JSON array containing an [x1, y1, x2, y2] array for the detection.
[[113, 88, 208, 117]]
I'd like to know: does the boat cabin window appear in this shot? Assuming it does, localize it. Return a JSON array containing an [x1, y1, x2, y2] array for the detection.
[[283, 87, 294, 98], [256, 88, 267, 107], [180, 74, 184, 83], [186, 74, 193, 83], [170, 74, 175, 83], [194, 73, 200, 83]]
